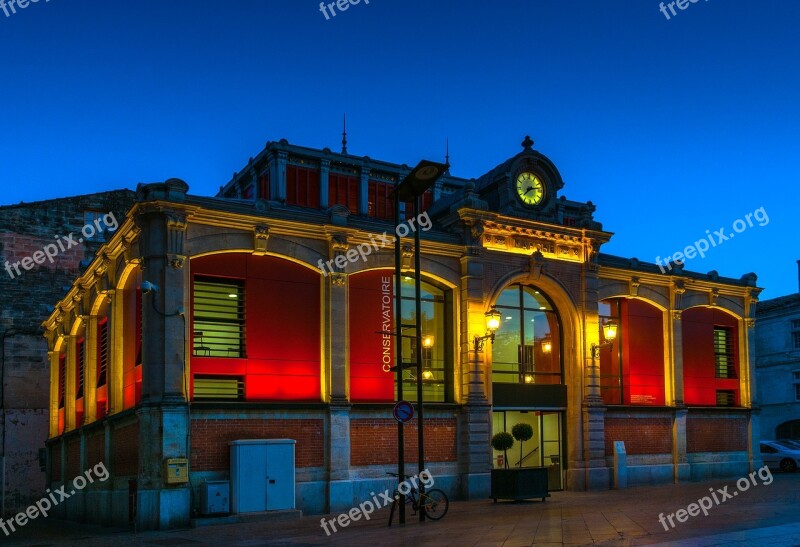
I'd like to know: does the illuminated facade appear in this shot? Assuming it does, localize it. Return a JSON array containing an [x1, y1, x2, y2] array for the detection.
[[42, 138, 763, 529]]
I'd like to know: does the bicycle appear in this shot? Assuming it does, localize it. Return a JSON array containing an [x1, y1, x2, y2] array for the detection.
[[386, 472, 449, 524]]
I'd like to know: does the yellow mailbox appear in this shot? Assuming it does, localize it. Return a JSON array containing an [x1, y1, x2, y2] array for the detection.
[[164, 458, 189, 484]]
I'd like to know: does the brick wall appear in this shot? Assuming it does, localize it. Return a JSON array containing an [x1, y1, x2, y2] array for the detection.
[[191, 418, 324, 471], [113, 422, 139, 476], [1, 191, 135, 509], [604, 417, 673, 456], [687, 415, 747, 453], [66, 437, 81, 478], [87, 430, 105, 468], [350, 418, 457, 466], [50, 444, 62, 482]]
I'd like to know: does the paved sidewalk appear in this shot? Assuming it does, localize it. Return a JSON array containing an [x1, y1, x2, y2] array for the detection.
[[7, 473, 800, 546]]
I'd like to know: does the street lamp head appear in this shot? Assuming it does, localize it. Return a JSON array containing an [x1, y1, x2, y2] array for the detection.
[[422, 335, 434, 349], [486, 307, 501, 333], [603, 320, 618, 342], [542, 335, 552, 354], [421, 369, 434, 381]]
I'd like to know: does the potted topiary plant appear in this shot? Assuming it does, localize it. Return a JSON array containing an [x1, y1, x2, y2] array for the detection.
[[491, 432, 514, 469], [490, 423, 549, 503], [511, 423, 534, 468]]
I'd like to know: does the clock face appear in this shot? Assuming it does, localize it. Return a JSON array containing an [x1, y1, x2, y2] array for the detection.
[[515, 172, 545, 206]]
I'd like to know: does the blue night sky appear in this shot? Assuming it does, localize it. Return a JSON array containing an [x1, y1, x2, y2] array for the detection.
[[1, 0, 798, 298]]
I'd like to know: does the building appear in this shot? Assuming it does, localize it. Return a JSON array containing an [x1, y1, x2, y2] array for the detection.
[[41, 137, 763, 530], [755, 266, 800, 441], [0, 191, 134, 516]]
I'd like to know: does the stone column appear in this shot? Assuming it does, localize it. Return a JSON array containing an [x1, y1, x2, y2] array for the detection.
[[110, 288, 125, 415], [134, 181, 192, 530], [670, 284, 690, 481], [326, 236, 352, 511], [457, 254, 492, 499], [48, 349, 59, 439], [84, 315, 98, 424], [580, 263, 609, 490]]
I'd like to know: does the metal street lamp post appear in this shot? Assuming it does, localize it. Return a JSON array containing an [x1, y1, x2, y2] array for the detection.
[[391, 160, 448, 524]]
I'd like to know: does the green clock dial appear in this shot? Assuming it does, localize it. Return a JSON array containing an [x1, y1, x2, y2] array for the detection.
[[515, 172, 544, 206]]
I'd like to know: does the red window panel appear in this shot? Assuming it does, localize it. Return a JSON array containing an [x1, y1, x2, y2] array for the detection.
[[242, 184, 255, 200], [405, 190, 433, 215], [682, 307, 740, 406], [259, 171, 270, 200], [329, 173, 359, 212], [368, 180, 395, 220], [286, 165, 320, 208]]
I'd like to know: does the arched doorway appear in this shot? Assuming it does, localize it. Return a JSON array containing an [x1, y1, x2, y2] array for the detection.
[[490, 283, 565, 489]]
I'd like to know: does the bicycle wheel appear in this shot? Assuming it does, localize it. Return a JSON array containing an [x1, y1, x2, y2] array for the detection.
[[420, 488, 449, 520]]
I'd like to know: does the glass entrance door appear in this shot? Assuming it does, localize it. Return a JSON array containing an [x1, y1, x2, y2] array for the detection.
[[491, 410, 563, 490]]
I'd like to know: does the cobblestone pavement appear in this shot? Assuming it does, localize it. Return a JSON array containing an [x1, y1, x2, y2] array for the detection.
[[7, 473, 800, 546]]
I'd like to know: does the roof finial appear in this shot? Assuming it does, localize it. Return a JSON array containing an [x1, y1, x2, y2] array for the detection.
[[341, 114, 348, 154], [522, 135, 534, 151], [445, 137, 450, 165]]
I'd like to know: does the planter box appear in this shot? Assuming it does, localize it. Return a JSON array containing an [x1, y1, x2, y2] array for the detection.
[[491, 467, 549, 502]]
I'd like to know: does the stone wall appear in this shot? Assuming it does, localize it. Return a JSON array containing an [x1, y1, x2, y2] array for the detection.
[[0, 190, 135, 514]]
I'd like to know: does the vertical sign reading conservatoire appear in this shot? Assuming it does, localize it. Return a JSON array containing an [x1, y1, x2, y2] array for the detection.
[[381, 275, 392, 372], [349, 270, 395, 402]]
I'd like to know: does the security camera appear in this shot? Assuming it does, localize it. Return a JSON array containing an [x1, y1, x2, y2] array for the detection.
[[141, 281, 159, 294]]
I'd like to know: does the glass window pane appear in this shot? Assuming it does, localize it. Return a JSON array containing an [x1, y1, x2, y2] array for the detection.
[[496, 287, 520, 308], [493, 308, 521, 384], [492, 284, 561, 385]]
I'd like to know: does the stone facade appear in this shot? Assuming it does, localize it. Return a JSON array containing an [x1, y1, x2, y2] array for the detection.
[[38, 139, 763, 530]]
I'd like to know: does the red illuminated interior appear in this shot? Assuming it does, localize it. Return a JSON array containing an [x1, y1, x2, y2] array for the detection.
[[682, 307, 740, 406], [349, 270, 396, 402], [190, 253, 322, 401]]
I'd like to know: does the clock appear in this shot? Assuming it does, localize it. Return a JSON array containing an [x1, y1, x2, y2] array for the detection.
[[515, 172, 545, 206]]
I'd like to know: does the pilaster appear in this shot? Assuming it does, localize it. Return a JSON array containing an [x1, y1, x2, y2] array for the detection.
[[84, 315, 97, 424], [110, 288, 125, 415], [134, 184, 192, 530], [320, 158, 330, 209], [673, 406, 689, 482]]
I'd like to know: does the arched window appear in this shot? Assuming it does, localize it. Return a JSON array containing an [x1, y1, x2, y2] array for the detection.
[[492, 284, 561, 385], [682, 307, 740, 406], [190, 253, 321, 402], [349, 271, 453, 403], [777, 420, 800, 440], [599, 298, 665, 406], [121, 269, 142, 409]]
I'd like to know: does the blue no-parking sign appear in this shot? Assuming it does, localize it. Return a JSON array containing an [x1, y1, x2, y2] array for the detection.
[[393, 400, 414, 423]]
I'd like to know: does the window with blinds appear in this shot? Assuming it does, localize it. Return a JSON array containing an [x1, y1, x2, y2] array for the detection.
[[192, 278, 245, 358], [193, 376, 244, 400], [716, 390, 736, 407], [58, 353, 66, 408], [713, 327, 736, 379], [76, 338, 85, 398], [97, 319, 109, 387]]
